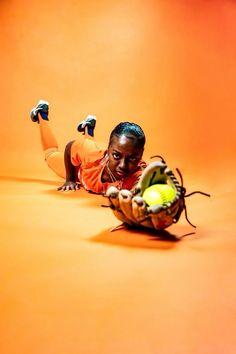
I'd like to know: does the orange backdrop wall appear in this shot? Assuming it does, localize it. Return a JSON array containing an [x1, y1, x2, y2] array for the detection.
[[0, 0, 235, 189]]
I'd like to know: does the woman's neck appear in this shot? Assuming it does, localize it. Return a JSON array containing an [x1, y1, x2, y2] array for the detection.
[[101, 162, 117, 183]]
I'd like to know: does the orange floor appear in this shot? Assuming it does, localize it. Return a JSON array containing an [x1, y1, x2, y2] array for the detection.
[[1, 1, 236, 353], [0, 169, 235, 354]]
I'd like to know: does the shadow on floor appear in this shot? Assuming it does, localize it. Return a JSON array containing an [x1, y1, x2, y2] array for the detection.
[[0, 175, 60, 186], [90, 224, 196, 250]]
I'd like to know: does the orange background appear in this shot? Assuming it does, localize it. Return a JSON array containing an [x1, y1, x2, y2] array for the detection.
[[0, 1, 235, 353]]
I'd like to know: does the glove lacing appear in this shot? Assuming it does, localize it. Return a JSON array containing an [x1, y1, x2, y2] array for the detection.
[[151, 155, 211, 228]]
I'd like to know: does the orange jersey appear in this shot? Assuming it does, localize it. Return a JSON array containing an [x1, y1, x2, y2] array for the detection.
[[70, 137, 146, 194]]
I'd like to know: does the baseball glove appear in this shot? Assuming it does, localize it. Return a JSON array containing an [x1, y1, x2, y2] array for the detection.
[[104, 159, 210, 231]]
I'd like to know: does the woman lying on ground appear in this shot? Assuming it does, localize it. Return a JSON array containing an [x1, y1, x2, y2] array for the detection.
[[30, 100, 147, 194]]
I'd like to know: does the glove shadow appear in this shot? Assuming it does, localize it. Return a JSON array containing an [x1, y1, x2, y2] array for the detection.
[[90, 226, 190, 250]]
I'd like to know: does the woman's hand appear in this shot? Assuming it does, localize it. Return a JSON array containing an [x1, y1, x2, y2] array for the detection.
[[58, 181, 80, 192]]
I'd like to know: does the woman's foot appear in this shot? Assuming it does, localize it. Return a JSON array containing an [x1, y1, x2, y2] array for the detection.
[[77, 115, 96, 137], [30, 99, 49, 122]]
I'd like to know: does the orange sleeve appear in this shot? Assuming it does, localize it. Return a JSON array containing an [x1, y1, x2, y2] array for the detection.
[[70, 136, 106, 166]]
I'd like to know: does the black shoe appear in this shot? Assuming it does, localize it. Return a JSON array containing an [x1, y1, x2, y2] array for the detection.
[[30, 99, 49, 122], [77, 115, 96, 137]]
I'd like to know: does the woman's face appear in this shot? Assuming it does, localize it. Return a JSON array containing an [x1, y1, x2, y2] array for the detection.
[[107, 134, 144, 180]]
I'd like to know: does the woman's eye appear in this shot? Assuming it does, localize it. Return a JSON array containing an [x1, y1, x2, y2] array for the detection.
[[129, 157, 138, 163], [113, 153, 120, 160]]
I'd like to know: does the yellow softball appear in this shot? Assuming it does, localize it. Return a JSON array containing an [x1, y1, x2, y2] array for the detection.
[[143, 184, 176, 206]]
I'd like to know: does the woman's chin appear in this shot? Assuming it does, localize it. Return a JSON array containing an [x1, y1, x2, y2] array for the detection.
[[114, 171, 127, 179]]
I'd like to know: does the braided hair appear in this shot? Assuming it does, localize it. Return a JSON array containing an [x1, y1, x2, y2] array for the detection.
[[108, 122, 146, 148]]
